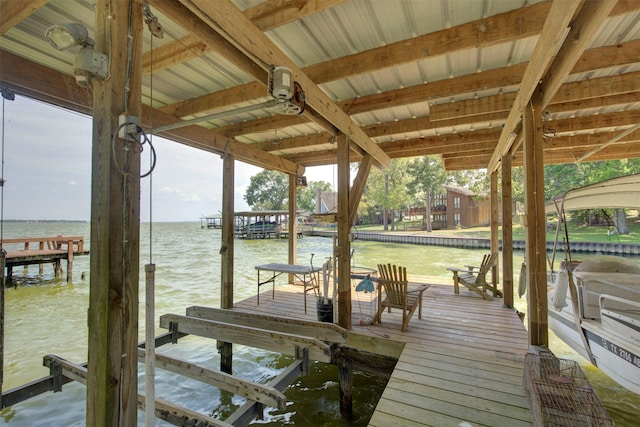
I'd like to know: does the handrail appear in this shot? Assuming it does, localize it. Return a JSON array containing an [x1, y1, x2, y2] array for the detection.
[[1, 236, 85, 252]]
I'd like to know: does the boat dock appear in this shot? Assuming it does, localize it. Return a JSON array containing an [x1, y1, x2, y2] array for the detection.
[[234, 277, 533, 426], [1, 236, 89, 283]]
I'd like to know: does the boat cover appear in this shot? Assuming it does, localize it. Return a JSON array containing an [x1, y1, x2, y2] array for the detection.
[[545, 174, 640, 214]]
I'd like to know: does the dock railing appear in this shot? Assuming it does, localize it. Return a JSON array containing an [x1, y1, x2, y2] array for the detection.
[[1, 236, 88, 282]]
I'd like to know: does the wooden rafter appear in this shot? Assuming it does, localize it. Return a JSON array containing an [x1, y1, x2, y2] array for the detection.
[[178, 0, 390, 168], [539, 0, 619, 108], [0, 50, 303, 176], [164, 34, 640, 144], [305, 2, 550, 84], [0, 0, 48, 35], [245, 0, 349, 32], [142, 34, 209, 75], [147, 0, 268, 82], [158, 81, 267, 118], [488, 0, 584, 172]]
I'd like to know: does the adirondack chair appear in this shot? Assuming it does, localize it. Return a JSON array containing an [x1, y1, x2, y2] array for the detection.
[[447, 252, 501, 300], [373, 263, 430, 332]]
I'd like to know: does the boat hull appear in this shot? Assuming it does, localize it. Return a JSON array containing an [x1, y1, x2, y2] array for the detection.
[[549, 306, 640, 394]]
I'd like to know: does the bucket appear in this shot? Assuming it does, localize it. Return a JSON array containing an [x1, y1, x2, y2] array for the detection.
[[316, 299, 333, 323]]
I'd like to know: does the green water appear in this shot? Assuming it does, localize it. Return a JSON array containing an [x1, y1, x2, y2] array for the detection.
[[1, 222, 638, 426]]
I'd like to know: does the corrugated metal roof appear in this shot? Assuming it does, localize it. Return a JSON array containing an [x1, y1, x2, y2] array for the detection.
[[1, 0, 638, 170]]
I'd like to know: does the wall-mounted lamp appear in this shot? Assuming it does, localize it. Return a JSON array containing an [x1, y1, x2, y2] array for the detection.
[[45, 23, 109, 87], [296, 176, 308, 188]]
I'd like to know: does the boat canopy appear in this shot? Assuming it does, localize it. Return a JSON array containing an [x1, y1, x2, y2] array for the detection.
[[545, 174, 640, 214]]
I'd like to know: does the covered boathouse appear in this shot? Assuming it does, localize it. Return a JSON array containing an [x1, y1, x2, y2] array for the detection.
[[1, 0, 639, 425]]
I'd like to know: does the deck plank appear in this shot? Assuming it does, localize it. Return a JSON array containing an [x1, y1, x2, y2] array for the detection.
[[233, 276, 533, 426]]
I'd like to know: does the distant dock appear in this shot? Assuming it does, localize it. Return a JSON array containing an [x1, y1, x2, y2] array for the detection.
[[1, 236, 89, 283]]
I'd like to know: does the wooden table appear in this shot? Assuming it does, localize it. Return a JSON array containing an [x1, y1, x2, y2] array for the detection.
[[255, 263, 322, 313]]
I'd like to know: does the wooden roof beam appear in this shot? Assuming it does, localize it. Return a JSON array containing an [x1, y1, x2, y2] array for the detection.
[[545, 109, 640, 134], [158, 81, 268, 118], [147, 0, 267, 82], [0, 50, 303, 176], [545, 131, 640, 150], [142, 34, 210, 76], [156, 0, 637, 126], [539, 0, 620, 109], [432, 69, 640, 122], [0, 0, 48, 35], [303, 2, 551, 84], [245, 0, 348, 32], [178, 0, 390, 168], [164, 33, 640, 135], [488, 0, 585, 172]]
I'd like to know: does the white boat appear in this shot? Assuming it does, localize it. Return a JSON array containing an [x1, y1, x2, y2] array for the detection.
[[545, 174, 640, 395]]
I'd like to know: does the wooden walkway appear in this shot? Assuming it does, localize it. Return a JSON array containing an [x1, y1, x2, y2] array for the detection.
[[234, 275, 533, 427]]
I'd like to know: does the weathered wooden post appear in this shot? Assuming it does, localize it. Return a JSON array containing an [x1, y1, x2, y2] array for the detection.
[[501, 152, 514, 308], [490, 171, 499, 286], [336, 134, 353, 419], [66, 239, 73, 282], [54, 259, 62, 278], [86, 1, 143, 425], [1, 248, 5, 408], [524, 88, 548, 347], [39, 241, 44, 276], [219, 152, 234, 374]]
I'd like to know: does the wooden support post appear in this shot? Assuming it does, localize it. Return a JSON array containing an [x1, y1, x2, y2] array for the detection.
[[338, 366, 353, 420], [348, 154, 373, 227], [501, 153, 514, 308], [221, 153, 234, 310], [490, 171, 499, 287], [54, 260, 62, 278], [39, 241, 44, 276], [336, 134, 351, 330], [87, 1, 143, 425], [66, 240, 73, 283], [288, 173, 297, 280], [336, 134, 353, 420], [524, 87, 548, 347], [1, 249, 5, 407], [220, 152, 234, 374]]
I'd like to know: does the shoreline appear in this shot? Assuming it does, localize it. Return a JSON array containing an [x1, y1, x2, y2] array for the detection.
[[308, 229, 640, 256]]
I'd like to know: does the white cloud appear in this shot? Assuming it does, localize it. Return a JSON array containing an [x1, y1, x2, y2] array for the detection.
[[1, 96, 339, 221]]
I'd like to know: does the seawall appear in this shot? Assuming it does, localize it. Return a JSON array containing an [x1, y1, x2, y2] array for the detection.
[[307, 230, 640, 256]]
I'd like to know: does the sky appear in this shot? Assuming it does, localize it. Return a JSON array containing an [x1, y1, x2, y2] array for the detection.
[[0, 95, 336, 222]]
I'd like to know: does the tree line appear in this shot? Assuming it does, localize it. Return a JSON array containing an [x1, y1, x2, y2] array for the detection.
[[243, 156, 640, 232]]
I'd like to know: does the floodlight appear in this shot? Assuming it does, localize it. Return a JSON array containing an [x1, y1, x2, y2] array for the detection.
[[44, 23, 108, 86], [45, 23, 93, 50]]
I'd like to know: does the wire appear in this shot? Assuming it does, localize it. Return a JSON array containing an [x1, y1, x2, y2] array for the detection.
[[111, 123, 157, 178]]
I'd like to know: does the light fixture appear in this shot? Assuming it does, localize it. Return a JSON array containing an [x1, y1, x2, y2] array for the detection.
[[296, 176, 308, 188], [44, 23, 108, 87], [45, 23, 93, 50]]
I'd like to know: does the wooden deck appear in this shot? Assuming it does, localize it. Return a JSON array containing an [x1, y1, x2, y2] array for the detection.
[[234, 275, 533, 427], [2, 236, 89, 282]]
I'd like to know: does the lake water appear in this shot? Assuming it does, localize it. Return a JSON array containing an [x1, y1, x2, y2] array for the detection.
[[0, 222, 638, 426]]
